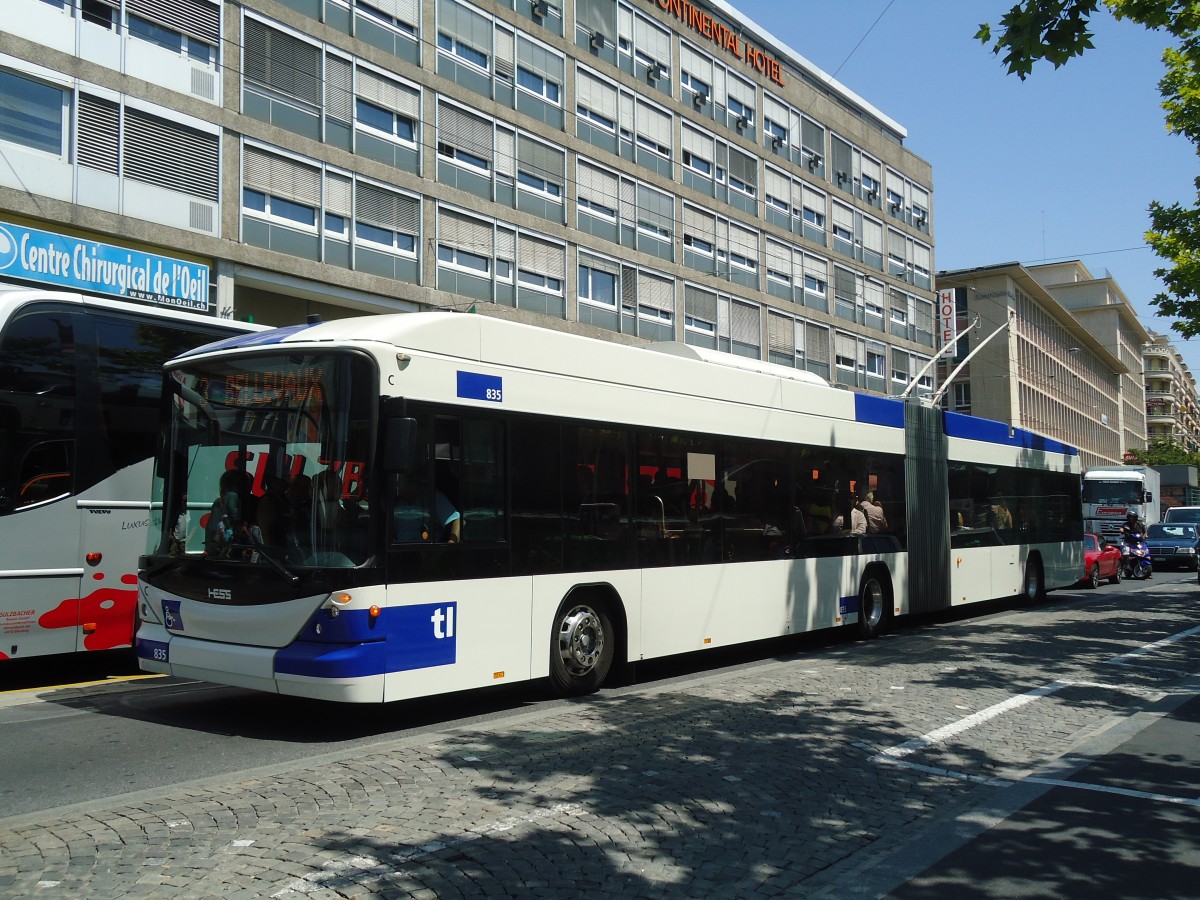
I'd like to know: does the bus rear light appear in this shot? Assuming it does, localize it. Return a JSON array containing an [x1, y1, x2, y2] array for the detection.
[[85, 552, 102, 566]]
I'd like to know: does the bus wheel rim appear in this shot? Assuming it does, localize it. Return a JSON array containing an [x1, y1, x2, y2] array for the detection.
[[863, 579, 883, 628], [558, 606, 603, 675]]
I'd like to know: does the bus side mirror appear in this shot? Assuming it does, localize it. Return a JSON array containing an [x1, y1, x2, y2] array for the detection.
[[383, 417, 418, 473]]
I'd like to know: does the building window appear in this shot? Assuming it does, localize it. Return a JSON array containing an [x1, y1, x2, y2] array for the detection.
[[438, 32, 488, 70], [580, 264, 618, 309], [866, 346, 886, 378], [357, 222, 415, 253], [516, 67, 560, 103], [519, 270, 562, 292], [128, 14, 215, 66], [0, 70, 65, 156], [81, 0, 115, 28], [952, 382, 971, 412], [438, 143, 489, 170], [438, 244, 490, 274], [728, 95, 753, 124], [360, 0, 418, 35], [681, 70, 709, 99], [517, 171, 561, 198], [243, 188, 317, 230], [357, 98, 416, 143], [577, 105, 614, 130], [355, 182, 419, 255], [683, 150, 711, 177]]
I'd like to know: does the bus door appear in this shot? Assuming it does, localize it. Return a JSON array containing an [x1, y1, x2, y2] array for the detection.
[[0, 308, 85, 659]]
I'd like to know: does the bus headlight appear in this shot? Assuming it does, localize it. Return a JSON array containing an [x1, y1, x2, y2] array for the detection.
[[321, 592, 353, 617]]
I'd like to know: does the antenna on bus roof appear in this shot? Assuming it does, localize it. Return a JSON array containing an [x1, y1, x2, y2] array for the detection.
[[307, 314, 322, 325]]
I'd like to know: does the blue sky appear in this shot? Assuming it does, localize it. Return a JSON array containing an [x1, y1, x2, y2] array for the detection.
[[731, 1, 1199, 370]]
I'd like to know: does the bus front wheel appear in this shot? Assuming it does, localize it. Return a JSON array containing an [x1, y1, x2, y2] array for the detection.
[[549, 597, 614, 696]]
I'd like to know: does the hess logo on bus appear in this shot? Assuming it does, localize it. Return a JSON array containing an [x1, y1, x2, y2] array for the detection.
[[208, 588, 232, 600]]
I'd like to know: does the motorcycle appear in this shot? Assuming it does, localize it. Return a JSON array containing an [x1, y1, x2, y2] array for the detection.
[[1120, 531, 1153, 580]]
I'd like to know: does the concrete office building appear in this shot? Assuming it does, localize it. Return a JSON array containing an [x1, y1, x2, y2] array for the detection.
[[1143, 329, 1200, 453], [936, 261, 1151, 470], [0, 0, 937, 390]]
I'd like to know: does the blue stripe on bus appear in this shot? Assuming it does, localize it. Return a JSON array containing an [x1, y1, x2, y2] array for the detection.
[[943, 410, 1078, 455], [177, 323, 316, 357], [275, 603, 458, 679], [274, 638, 388, 679], [854, 393, 905, 428]]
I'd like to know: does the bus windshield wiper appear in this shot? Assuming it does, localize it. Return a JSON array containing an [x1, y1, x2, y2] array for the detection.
[[247, 543, 300, 586]]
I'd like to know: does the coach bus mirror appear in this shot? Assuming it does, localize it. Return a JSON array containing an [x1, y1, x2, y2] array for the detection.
[[383, 417, 418, 473]]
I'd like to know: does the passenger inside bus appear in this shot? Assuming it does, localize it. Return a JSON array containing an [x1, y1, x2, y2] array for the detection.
[[394, 476, 461, 543], [205, 469, 255, 558]]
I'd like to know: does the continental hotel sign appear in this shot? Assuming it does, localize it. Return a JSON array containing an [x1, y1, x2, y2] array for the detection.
[[649, 0, 785, 87]]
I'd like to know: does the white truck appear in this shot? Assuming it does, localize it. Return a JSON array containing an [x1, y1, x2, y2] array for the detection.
[[1082, 465, 1161, 542]]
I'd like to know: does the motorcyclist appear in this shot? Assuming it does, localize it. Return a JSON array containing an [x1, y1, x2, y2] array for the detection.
[[1120, 510, 1145, 541], [1119, 511, 1151, 578]]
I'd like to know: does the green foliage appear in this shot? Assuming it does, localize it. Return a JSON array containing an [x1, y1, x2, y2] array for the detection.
[[1147, 181, 1200, 337], [975, 1, 1099, 80], [1124, 437, 1200, 466], [978, 2, 1200, 337]]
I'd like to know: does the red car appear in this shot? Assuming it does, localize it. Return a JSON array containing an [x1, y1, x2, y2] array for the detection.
[[1080, 532, 1122, 588]]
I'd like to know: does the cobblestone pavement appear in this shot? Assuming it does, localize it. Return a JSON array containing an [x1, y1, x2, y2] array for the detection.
[[2, 582, 1198, 899]]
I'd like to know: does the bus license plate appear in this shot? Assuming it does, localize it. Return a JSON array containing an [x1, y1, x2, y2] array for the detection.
[[136, 638, 169, 664]]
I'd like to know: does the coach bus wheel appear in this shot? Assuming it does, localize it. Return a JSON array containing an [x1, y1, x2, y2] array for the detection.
[[549, 597, 614, 696], [1022, 556, 1046, 604], [856, 568, 891, 640]]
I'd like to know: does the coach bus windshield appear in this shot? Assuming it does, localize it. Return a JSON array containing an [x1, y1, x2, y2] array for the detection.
[[149, 351, 376, 569]]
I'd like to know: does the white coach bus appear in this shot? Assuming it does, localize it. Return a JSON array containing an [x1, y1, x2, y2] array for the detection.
[[135, 312, 1082, 702], [0, 289, 263, 661]]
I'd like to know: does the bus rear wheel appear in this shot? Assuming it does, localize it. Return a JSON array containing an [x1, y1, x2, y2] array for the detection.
[[549, 597, 614, 696], [856, 568, 892, 640], [1023, 557, 1046, 603]]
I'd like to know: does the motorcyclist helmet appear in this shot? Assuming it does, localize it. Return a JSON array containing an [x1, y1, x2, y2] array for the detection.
[[1126, 511, 1138, 522]]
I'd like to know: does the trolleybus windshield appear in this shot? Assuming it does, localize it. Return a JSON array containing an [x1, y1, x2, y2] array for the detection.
[[151, 351, 377, 569]]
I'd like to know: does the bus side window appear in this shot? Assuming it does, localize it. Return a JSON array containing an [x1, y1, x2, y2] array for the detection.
[[456, 418, 505, 542], [94, 318, 184, 473], [563, 425, 632, 571], [15, 440, 74, 509], [0, 310, 77, 514]]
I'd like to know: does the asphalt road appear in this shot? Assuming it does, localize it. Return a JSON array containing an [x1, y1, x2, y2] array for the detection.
[[0, 571, 1197, 897]]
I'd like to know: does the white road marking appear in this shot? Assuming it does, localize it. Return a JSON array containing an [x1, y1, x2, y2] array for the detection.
[[1107, 624, 1200, 666], [870, 623, 1200, 808]]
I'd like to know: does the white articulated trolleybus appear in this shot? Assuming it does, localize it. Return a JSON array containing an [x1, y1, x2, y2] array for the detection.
[[135, 312, 1082, 702], [0, 289, 264, 661]]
